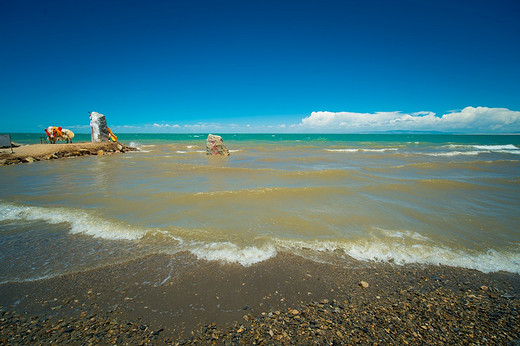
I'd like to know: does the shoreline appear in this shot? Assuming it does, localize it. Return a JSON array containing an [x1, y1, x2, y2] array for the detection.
[[1, 252, 518, 344], [0, 142, 137, 165]]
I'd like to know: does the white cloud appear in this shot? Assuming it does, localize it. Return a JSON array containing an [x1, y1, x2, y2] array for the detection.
[[183, 123, 224, 131], [67, 124, 91, 130], [298, 107, 520, 133], [153, 123, 180, 128], [440, 107, 520, 132]]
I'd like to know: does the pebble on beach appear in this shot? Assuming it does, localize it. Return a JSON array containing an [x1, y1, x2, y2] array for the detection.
[[1, 273, 519, 345], [183, 287, 520, 345]]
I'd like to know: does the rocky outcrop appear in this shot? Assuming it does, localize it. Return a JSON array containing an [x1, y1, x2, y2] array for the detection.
[[206, 134, 230, 156], [0, 142, 137, 166], [89, 112, 110, 142]]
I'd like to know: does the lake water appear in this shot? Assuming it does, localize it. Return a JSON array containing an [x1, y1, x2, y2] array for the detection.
[[1, 133, 519, 283]]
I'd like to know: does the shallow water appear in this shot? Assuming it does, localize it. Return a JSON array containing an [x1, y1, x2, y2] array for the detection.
[[1, 134, 519, 282]]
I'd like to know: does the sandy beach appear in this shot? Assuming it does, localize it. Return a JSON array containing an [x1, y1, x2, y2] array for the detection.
[[0, 252, 519, 344], [0, 142, 137, 165]]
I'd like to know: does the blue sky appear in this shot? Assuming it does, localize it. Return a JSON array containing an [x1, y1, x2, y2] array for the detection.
[[1, 0, 520, 133]]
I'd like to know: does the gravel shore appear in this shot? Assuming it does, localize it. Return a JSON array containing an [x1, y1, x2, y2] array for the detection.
[[187, 286, 519, 344], [1, 252, 519, 344]]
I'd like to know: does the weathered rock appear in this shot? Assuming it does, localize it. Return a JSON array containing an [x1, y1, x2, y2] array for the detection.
[[206, 134, 229, 156], [23, 156, 36, 163], [89, 112, 110, 142], [97, 150, 104, 156], [359, 281, 369, 288]]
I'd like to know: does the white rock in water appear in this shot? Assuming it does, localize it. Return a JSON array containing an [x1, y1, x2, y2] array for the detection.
[[206, 134, 229, 156]]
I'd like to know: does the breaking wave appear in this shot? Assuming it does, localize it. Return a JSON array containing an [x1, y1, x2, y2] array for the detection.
[[0, 202, 147, 240], [425, 151, 481, 157], [189, 242, 277, 267], [325, 148, 398, 152], [272, 235, 520, 274], [1, 202, 519, 277], [447, 144, 519, 151], [434, 144, 520, 156]]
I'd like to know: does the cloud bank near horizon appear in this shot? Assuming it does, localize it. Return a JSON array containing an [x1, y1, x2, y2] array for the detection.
[[298, 107, 520, 133], [66, 106, 520, 134]]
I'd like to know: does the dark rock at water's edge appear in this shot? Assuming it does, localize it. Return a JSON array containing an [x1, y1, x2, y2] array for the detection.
[[206, 134, 230, 156]]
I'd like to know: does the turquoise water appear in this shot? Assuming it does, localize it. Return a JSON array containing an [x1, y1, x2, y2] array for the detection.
[[10, 132, 520, 146], [1, 133, 519, 282]]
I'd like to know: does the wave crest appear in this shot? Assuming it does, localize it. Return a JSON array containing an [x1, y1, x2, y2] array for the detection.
[[0, 202, 147, 240]]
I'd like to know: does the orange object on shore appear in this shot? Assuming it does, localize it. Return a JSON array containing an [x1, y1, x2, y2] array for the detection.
[[53, 127, 63, 137], [107, 127, 118, 142]]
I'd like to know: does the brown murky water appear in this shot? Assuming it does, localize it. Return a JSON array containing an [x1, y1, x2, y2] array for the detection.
[[1, 134, 519, 284]]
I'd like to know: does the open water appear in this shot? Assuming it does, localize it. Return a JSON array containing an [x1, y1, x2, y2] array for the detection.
[[1, 133, 519, 283]]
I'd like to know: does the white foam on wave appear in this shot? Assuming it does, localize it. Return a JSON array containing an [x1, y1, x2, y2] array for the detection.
[[325, 149, 360, 152], [0, 202, 147, 240], [425, 151, 481, 157], [342, 242, 520, 274], [272, 236, 520, 274], [128, 141, 140, 149], [448, 144, 520, 150], [447, 144, 519, 151], [325, 148, 398, 153], [3, 201, 517, 274], [496, 149, 520, 155], [0, 273, 55, 285], [127, 142, 153, 152], [364, 148, 398, 152], [189, 242, 277, 267], [472, 144, 518, 150], [431, 144, 520, 157]]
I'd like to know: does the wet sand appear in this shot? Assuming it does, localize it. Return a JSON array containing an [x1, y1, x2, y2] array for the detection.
[[0, 142, 136, 165], [0, 252, 519, 344]]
